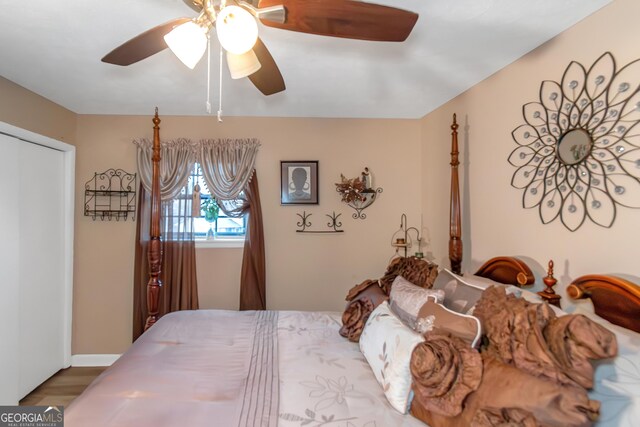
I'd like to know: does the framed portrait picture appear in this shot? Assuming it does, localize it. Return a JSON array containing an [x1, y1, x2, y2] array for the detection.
[[280, 161, 319, 205]]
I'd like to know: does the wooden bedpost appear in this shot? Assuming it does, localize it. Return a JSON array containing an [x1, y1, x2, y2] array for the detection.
[[145, 108, 163, 331], [449, 113, 463, 275]]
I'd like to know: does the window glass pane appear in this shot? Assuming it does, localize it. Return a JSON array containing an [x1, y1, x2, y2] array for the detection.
[[187, 164, 247, 239], [216, 216, 246, 235]]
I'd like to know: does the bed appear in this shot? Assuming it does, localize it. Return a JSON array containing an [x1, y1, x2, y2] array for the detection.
[[65, 113, 640, 426], [566, 275, 640, 425]]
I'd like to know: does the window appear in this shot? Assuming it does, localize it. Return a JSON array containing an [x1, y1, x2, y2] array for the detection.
[[164, 163, 246, 244], [191, 164, 247, 240]]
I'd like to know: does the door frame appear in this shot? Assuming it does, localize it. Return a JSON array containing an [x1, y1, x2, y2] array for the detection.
[[0, 121, 75, 368]]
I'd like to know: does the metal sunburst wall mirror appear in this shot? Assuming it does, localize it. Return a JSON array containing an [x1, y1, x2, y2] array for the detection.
[[509, 52, 640, 231]]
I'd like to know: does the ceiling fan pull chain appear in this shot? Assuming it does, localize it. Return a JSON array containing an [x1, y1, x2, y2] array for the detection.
[[217, 44, 223, 122], [206, 35, 212, 114]]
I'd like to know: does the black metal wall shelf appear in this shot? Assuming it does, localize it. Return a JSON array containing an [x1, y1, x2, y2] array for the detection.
[[86, 190, 133, 196], [84, 169, 137, 221]]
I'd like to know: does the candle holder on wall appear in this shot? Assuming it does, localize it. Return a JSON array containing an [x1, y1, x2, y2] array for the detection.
[[335, 167, 383, 220], [391, 213, 422, 258]]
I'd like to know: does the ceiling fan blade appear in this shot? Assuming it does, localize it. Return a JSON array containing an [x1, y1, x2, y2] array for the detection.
[[102, 18, 192, 66], [182, 0, 204, 12], [257, 0, 418, 42], [248, 38, 286, 96]]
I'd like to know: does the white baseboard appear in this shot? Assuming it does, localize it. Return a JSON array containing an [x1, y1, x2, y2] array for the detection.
[[71, 354, 121, 367]]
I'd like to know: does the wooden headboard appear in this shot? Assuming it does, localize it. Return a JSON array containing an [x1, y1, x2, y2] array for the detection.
[[568, 275, 640, 333], [474, 256, 535, 287]]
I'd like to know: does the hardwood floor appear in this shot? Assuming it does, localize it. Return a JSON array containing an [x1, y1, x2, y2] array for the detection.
[[19, 367, 106, 407]]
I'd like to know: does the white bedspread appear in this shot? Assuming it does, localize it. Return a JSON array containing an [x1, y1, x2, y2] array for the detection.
[[65, 307, 638, 426], [277, 311, 425, 427], [65, 310, 424, 427], [66, 310, 280, 427]]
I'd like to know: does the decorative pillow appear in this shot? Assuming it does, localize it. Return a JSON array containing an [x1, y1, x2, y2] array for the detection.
[[389, 276, 445, 329], [359, 301, 425, 413], [340, 280, 388, 342], [379, 256, 439, 294], [432, 269, 522, 314], [410, 331, 482, 417], [415, 300, 482, 347], [430, 269, 486, 313]]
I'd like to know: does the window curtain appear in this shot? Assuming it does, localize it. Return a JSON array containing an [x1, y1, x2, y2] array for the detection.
[[199, 139, 260, 199], [132, 139, 199, 341], [135, 138, 197, 199], [199, 138, 265, 310]]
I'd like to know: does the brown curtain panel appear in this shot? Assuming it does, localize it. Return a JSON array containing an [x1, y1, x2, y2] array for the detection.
[[216, 171, 266, 310], [132, 185, 199, 341], [239, 174, 266, 310]]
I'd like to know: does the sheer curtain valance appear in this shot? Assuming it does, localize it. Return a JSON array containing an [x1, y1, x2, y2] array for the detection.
[[134, 138, 198, 201], [134, 138, 260, 202], [199, 138, 260, 201]]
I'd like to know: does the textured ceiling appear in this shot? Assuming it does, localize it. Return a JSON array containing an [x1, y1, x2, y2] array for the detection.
[[0, 0, 610, 118]]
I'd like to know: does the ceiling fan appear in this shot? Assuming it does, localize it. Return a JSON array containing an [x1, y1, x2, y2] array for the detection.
[[102, 0, 419, 96]]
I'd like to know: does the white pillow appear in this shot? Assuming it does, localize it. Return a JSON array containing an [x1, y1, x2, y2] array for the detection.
[[389, 275, 445, 329], [359, 301, 425, 413]]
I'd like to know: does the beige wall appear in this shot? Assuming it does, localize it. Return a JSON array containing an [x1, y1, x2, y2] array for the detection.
[[421, 0, 640, 306], [8, 0, 636, 355], [0, 76, 77, 144], [73, 115, 422, 353]]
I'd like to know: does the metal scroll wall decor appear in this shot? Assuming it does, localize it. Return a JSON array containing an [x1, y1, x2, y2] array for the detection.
[[509, 52, 640, 231], [84, 168, 137, 221], [295, 211, 344, 233], [335, 167, 383, 219]]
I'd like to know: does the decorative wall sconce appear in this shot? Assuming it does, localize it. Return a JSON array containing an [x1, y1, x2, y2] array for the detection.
[[509, 52, 640, 231], [391, 213, 423, 258], [335, 167, 383, 219]]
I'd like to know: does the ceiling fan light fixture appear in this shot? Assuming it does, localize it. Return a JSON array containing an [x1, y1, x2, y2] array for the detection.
[[216, 5, 258, 55], [164, 20, 208, 69], [227, 49, 262, 79]]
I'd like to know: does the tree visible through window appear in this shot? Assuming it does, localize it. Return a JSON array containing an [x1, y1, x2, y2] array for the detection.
[[190, 163, 246, 240]]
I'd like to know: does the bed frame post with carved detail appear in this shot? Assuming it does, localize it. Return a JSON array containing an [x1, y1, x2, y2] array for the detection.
[[145, 109, 163, 331], [449, 114, 462, 275]]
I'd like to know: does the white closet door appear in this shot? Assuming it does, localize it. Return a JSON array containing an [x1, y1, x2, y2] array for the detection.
[[0, 134, 21, 405], [18, 140, 66, 398]]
